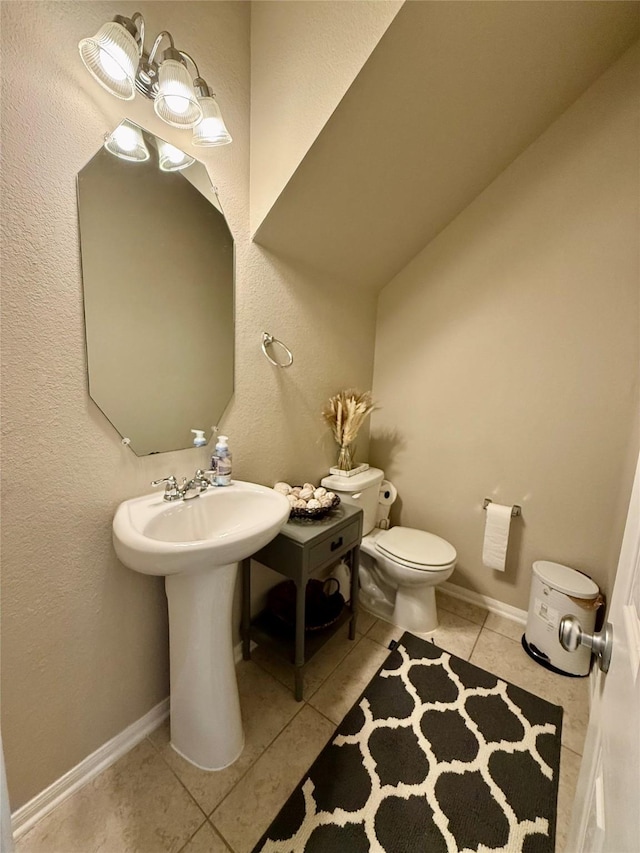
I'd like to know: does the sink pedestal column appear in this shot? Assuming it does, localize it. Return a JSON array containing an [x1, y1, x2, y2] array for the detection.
[[165, 562, 244, 770]]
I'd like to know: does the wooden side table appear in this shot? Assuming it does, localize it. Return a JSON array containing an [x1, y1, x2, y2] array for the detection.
[[241, 503, 363, 700]]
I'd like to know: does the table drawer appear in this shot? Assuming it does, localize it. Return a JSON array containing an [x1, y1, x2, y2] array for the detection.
[[308, 518, 360, 572]]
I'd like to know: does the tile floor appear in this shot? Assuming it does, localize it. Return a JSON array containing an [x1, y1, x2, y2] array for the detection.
[[15, 590, 588, 853]]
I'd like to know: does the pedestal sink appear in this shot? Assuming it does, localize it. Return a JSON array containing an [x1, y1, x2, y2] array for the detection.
[[113, 481, 290, 770]]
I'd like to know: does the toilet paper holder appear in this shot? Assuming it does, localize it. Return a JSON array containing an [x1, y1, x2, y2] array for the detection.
[[483, 498, 521, 518]]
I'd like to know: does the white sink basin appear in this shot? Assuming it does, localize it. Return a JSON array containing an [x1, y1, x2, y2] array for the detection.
[[113, 480, 290, 575], [112, 480, 289, 772]]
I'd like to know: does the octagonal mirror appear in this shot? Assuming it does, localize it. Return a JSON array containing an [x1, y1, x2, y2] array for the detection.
[[77, 120, 234, 455]]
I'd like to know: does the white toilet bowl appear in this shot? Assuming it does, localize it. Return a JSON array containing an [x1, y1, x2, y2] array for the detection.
[[360, 527, 456, 634], [321, 468, 457, 635]]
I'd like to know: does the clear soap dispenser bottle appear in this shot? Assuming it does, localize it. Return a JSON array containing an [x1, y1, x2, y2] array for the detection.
[[213, 435, 232, 486], [191, 429, 207, 447]]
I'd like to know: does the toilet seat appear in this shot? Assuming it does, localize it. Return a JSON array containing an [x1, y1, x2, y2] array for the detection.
[[375, 527, 457, 571]]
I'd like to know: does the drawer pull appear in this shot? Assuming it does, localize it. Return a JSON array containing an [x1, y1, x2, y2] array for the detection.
[[330, 536, 343, 552]]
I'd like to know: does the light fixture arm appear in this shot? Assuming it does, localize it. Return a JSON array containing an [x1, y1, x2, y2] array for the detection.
[[178, 50, 201, 79], [193, 77, 213, 99], [131, 12, 144, 48], [148, 30, 175, 65], [179, 51, 214, 102]]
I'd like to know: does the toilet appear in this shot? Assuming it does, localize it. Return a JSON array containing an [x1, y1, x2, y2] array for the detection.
[[321, 467, 456, 635]]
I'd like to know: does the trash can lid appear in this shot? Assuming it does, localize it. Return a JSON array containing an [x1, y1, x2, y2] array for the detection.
[[532, 561, 599, 598]]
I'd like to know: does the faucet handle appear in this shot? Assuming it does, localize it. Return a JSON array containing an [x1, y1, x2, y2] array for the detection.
[[151, 475, 178, 488], [194, 469, 216, 487], [151, 475, 181, 501]]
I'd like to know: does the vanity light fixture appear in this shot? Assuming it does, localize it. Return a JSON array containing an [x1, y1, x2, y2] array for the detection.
[[192, 81, 232, 147], [157, 139, 195, 172], [79, 12, 232, 145], [104, 120, 150, 161], [103, 120, 195, 171]]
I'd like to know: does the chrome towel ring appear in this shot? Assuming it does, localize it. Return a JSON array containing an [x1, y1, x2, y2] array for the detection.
[[261, 332, 293, 368]]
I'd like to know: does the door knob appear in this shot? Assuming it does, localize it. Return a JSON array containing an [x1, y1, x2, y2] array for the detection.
[[558, 615, 613, 673]]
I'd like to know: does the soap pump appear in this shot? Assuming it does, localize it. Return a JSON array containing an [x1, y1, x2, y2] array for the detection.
[[191, 429, 207, 448], [213, 435, 232, 486]]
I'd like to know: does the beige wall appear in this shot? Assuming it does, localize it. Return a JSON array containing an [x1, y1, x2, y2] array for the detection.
[[371, 42, 640, 610], [0, 1, 377, 809], [249, 0, 402, 232], [252, 1, 639, 293]]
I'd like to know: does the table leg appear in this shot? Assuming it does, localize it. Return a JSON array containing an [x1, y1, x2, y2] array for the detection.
[[241, 558, 251, 660], [294, 579, 306, 701], [349, 544, 360, 640]]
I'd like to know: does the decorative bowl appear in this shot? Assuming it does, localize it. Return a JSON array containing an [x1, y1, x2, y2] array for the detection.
[[289, 493, 340, 520]]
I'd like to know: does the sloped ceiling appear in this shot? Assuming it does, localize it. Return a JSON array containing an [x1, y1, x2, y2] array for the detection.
[[254, 1, 640, 291]]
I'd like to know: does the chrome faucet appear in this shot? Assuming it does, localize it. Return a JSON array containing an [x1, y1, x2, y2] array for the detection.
[[152, 469, 217, 502], [182, 469, 216, 499], [151, 475, 181, 501]]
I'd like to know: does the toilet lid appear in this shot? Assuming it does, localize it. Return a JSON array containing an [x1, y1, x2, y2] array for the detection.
[[376, 527, 457, 569]]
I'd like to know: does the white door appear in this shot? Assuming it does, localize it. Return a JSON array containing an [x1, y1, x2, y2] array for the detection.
[[566, 452, 640, 852]]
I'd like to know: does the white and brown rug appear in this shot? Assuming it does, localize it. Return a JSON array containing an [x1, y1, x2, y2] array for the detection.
[[253, 632, 563, 853]]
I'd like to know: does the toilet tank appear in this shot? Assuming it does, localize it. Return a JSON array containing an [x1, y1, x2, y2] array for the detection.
[[321, 467, 384, 535]]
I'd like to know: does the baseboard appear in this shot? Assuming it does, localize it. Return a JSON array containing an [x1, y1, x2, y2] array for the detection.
[[440, 581, 527, 624], [12, 638, 249, 839], [11, 697, 169, 838]]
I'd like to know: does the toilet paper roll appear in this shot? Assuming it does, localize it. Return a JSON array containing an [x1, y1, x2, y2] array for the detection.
[[375, 480, 397, 529], [482, 502, 513, 572], [378, 481, 398, 506]]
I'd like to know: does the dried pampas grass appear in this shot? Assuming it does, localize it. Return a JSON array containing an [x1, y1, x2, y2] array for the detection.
[[322, 390, 375, 469]]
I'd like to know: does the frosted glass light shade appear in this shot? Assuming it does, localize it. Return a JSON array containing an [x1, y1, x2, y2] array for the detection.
[[79, 22, 139, 100], [154, 59, 202, 128], [192, 97, 232, 147], [158, 139, 195, 172], [104, 122, 149, 162]]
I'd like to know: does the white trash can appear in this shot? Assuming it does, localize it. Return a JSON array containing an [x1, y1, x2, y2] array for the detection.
[[523, 560, 601, 676]]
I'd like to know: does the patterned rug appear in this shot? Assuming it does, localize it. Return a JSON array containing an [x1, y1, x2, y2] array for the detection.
[[253, 632, 563, 853]]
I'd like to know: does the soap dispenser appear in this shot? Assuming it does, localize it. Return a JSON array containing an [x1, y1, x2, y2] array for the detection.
[[212, 435, 232, 486], [191, 429, 207, 448]]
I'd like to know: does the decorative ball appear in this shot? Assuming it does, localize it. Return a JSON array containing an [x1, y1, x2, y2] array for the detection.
[[325, 491, 336, 501], [293, 499, 308, 509], [291, 487, 301, 497], [320, 496, 334, 508], [314, 487, 327, 499], [303, 482, 316, 492], [274, 482, 291, 495], [286, 494, 297, 506], [299, 487, 314, 501], [307, 498, 321, 509]]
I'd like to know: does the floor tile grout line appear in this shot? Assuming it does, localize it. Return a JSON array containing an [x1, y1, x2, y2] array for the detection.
[[207, 817, 236, 853], [145, 655, 346, 828], [305, 630, 366, 702], [468, 627, 485, 660], [145, 734, 211, 823], [479, 623, 525, 645], [175, 815, 209, 853], [251, 626, 366, 704], [561, 743, 584, 759], [207, 703, 310, 819], [306, 700, 342, 730], [209, 699, 353, 852], [436, 594, 489, 628], [208, 702, 335, 851]]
